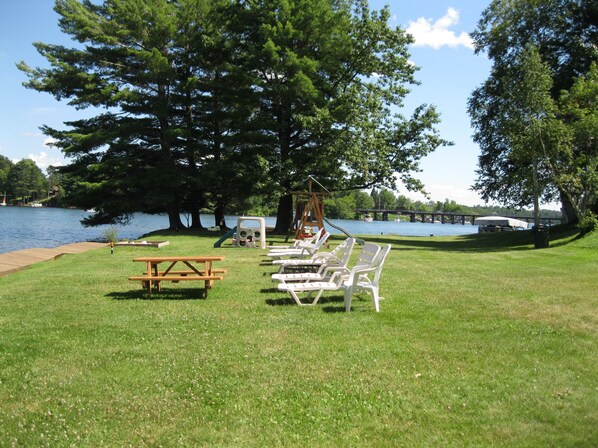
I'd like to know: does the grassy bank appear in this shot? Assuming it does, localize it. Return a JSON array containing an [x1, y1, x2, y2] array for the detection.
[[1, 227, 596, 446]]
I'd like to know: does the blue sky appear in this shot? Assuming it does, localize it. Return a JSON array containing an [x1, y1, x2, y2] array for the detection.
[[0, 0, 496, 207]]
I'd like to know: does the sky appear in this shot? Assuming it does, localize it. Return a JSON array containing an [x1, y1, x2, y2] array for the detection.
[[0, 0, 502, 207]]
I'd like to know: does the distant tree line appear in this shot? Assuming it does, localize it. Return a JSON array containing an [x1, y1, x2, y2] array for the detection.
[[324, 188, 563, 220], [1, 153, 562, 222], [0, 155, 55, 205]]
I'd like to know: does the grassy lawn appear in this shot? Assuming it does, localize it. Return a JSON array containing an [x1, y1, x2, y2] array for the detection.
[[1, 226, 597, 447]]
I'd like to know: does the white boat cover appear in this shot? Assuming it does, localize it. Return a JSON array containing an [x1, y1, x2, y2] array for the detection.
[[474, 216, 530, 228]]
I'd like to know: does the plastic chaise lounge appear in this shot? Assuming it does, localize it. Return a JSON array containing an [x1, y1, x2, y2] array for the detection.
[[272, 240, 378, 284], [276, 244, 391, 312], [266, 228, 324, 250], [272, 237, 356, 274], [266, 232, 330, 259]]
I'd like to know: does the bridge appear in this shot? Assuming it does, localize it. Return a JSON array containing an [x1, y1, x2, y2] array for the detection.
[[356, 209, 563, 226]]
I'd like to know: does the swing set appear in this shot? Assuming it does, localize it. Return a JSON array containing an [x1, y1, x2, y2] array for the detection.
[[290, 177, 330, 240]]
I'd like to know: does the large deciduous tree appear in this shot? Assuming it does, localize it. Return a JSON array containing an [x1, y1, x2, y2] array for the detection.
[[468, 0, 598, 222], [0, 155, 13, 195], [231, 0, 449, 233], [7, 159, 47, 204]]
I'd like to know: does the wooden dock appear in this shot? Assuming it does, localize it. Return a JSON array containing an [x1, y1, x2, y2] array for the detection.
[[0, 242, 107, 277]]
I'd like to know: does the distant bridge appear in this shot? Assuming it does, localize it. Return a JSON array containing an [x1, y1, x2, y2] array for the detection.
[[356, 209, 563, 226]]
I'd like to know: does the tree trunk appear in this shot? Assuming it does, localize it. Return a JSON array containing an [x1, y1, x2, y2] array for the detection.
[[190, 210, 203, 229], [532, 155, 540, 228], [214, 205, 227, 230], [273, 194, 293, 235], [559, 190, 577, 224], [167, 208, 186, 230]]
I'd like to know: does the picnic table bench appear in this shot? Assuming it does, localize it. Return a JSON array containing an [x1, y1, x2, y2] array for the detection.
[[129, 256, 225, 298]]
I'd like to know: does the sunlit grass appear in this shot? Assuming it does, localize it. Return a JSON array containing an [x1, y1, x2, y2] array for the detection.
[[0, 227, 596, 446]]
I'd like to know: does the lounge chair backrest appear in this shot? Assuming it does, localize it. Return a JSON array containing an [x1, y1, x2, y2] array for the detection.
[[294, 228, 326, 248], [355, 242, 381, 267], [342, 244, 391, 312], [336, 238, 356, 266], [370, 244, 391, 286], [305, 227, 324, 244], [311, 231, 330, 250]]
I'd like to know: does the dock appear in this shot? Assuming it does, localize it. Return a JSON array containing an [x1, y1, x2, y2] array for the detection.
[[0, 242, 107, 277]]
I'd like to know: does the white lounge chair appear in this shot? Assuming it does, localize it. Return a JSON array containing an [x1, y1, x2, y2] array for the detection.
[[266, 232, 330, 259], [272, 237, 355, 274], [266, 228, 324, 250], [276, 244, 391, 311], [343, 244, 391, 312], [272, 240, 377, 284]]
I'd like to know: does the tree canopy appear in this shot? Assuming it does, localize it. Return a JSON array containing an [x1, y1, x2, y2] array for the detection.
[[19, 0, 450, 231], [6, 159, 47, 203], [469, 0, 598, 223]]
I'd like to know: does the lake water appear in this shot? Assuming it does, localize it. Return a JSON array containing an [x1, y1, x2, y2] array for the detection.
[[0, 206, 477, 254]]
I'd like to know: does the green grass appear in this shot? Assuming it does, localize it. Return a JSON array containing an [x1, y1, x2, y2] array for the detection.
[[1, 227, 597, 447]]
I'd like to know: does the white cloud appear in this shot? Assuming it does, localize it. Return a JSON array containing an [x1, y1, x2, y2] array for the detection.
[[27, 151, 64, 172], [43, 137, 57, 148], [403, 183, 482, 207], [27, 140, 65, 173], [406, 7, 474, 50]]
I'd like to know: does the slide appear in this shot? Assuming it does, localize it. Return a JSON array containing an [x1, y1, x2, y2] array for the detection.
[[213, 226, 237, 248], [323, 217, 365, 245]]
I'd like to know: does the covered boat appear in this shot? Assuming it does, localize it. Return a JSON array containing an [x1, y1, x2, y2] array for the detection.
[[475, 216, 530, 233]]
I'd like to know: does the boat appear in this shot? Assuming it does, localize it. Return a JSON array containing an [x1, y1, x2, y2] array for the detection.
[[1, 193, 6, 206], [29, 202, 43, 207], [475, 216, 530, 233], [363, 214, 373, 222]]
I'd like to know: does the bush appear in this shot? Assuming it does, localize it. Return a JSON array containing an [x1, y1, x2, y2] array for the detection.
[[579, 212, 598, 234], [101, 226, 119, 244]]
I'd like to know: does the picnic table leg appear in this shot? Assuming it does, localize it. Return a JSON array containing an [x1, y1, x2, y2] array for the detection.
[[144, 280, 152, 298], [205, 260, 213, 298]]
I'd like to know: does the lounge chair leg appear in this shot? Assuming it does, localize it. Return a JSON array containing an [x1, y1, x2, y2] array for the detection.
[[311, 290, 325, 305], [289, 290, 305, 306], [372, 292, 380, 312], [344, 289, 352, 312]]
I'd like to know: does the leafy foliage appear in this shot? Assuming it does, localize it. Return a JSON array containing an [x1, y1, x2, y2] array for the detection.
[[0, 155, 13, 194], [469, 0, 598, 221], [19, 0, 450, 231], [6, 159, 47, 203]]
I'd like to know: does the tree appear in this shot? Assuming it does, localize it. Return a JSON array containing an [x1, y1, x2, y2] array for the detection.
[[554, 63, 598, 228], [468, 0, 598, 222], [19, 0, 226, 229], [396, 194, 413, 210], [354, 190, 375, 211], [7, 159, 47, 203], [0, 155, 13, 194], [20, 0, 448, 232], [378, 188, 397, 209], [500, 46, 559, 227], [231, 0, 449, 233], [325, 192, 356, 220]]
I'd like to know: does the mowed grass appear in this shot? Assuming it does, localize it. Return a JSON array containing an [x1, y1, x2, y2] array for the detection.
[[0, 226, 596, 447]]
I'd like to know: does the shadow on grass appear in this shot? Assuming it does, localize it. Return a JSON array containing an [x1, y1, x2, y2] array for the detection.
[[265, 291, 344, 309], [140, 224, 582, 253], [360, 224, 580, 253], [107, 288, 207, 301]]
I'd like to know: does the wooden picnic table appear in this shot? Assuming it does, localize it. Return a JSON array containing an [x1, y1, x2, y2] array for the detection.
[[129, 256, 225, 298]]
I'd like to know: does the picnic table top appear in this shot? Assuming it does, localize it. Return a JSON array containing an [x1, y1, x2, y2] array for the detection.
[[133, 256, 225, 263]]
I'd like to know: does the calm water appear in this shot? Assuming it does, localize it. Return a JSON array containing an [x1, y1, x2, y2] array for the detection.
[[0, 206, 476, 254]]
